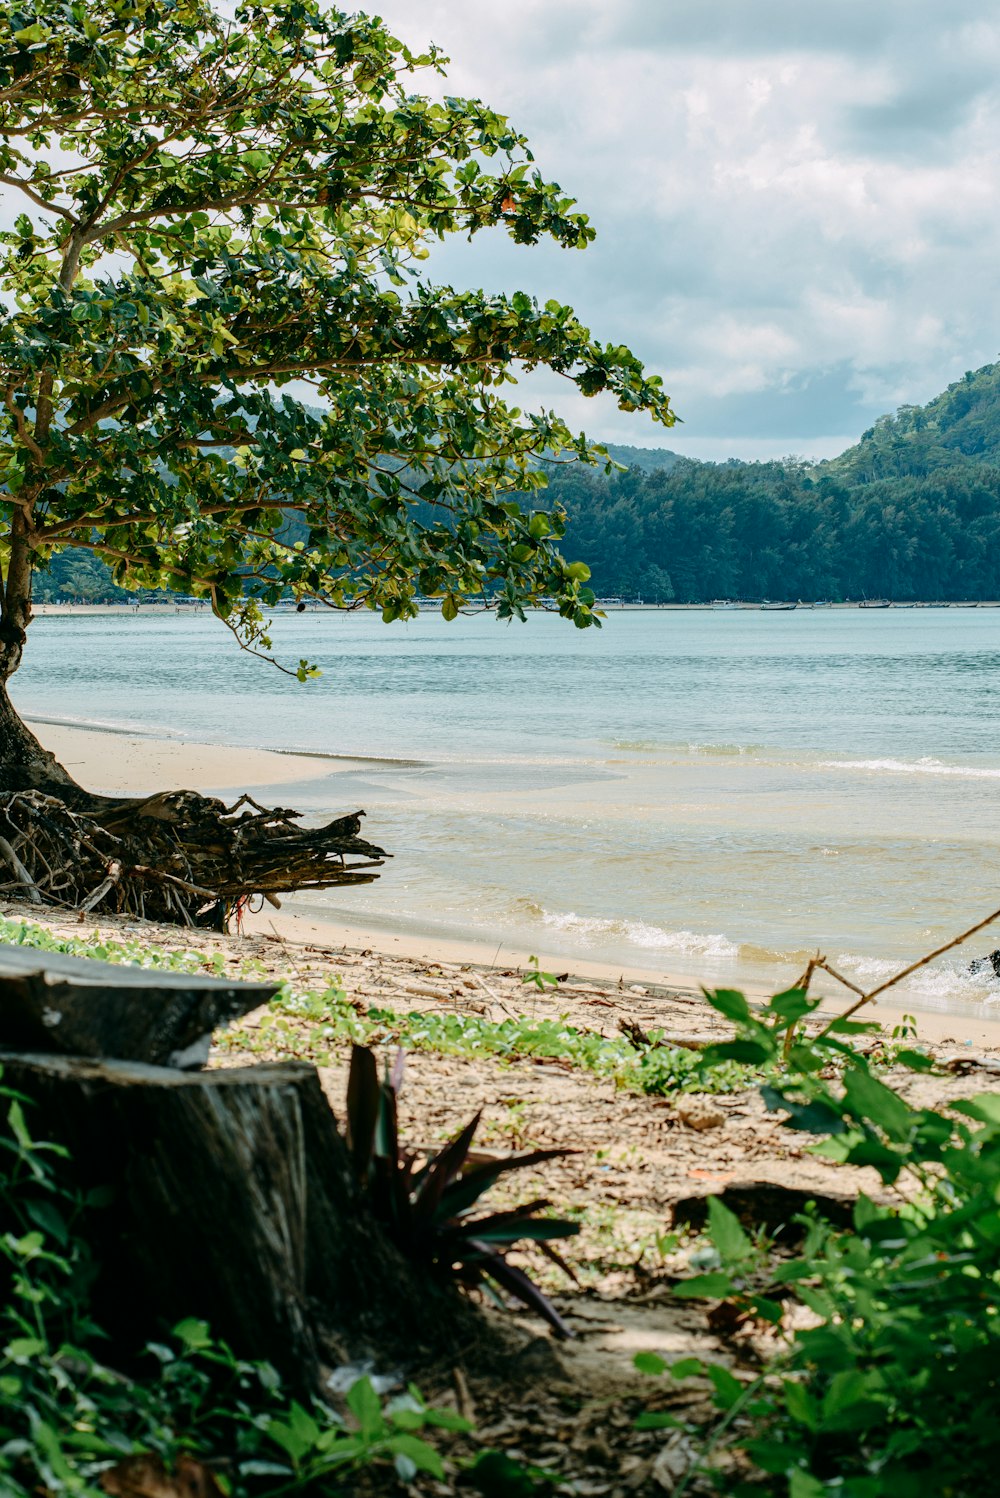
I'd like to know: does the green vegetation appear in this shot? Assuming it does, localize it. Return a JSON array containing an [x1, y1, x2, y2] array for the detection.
[[546, 360, 1000, 602], [634, 984, 1000, 1496], [345, 1043, 579, 1337], [0, 915, 748, 1096], [43, 359, 1000, 607], [0, 0, 672, 721], [0, 1073, 470, 1495]]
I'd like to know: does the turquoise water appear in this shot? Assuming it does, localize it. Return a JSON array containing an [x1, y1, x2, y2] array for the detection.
[[14, 608, 1000, 1011]]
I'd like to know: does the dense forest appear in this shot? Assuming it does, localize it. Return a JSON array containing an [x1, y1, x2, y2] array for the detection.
[[35, 360, 1000, 604], [548, 360, 1000, 602]]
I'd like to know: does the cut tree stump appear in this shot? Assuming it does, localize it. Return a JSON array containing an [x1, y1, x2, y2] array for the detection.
[[0, 1053, 474, 1381], [0, 944, 277, 1067]]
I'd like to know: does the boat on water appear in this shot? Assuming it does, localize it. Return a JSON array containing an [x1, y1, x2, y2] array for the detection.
[[761, 601, 797, 611], [711, 600, 740, 610], [859, 599, 891, 609]]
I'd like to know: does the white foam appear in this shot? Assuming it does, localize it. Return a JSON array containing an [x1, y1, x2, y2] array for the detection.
[[821, 756, 1000, 780], [536, 908, 739, 958]]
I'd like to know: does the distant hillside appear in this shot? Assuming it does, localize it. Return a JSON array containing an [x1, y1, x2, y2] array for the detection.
[[31, 363, 1000, 605], [603, 443, 681, 474], [825, 361, 1000, 482]]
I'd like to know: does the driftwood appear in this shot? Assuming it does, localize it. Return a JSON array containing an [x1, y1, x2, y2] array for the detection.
[[0, 944, 277, 1068], [1, 1052, 473, 1380], [0, 787, 388, 928]]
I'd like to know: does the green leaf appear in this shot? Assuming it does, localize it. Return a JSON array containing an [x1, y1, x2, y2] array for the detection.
[[673, 1271, 733, 1299], [388, 1432, 445, 1478], [347, 1376, 385, 1440], [706, 1196, 752, 1263], [633, 1351, 667, 1376], [707, 1364, 743, 1410], [789, 1471, 829, 1498], [634, 1410, 681, 1429], [841, 1067, 913, 1140], [766, 987, 815, 1023], [705, 988, 753, 1023]]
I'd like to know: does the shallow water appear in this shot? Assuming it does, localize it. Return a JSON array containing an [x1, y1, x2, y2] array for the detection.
[[15, 607, 1000, 1012]]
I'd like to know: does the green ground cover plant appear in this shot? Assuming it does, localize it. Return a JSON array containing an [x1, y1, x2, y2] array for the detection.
[[0, 915, 749, 1096], [635, 985, 1000, 1497], [0, 1067, 471, 1495]]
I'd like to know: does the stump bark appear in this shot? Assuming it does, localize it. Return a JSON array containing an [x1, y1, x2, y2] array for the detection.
[[1, 1052, 471, 1381]]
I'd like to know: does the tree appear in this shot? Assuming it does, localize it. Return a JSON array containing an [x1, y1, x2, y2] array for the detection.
[[0, 0, 672, 919]]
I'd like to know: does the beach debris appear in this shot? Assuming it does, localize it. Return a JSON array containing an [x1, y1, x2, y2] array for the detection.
[[618, 1017, 715, 1053], [674, 1098, 726, 1132], [0, 786, 387, 930], [968, 948, 1000, 977]]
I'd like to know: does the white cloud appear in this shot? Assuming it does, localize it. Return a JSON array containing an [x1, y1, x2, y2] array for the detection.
[[376, 0, 1000, 459]]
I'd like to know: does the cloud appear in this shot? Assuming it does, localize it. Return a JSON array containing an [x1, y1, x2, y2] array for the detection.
[[375, 0, 1000, 459]]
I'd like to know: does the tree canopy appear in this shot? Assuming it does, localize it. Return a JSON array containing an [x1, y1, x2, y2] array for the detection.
[[0, 0, 673, 680]]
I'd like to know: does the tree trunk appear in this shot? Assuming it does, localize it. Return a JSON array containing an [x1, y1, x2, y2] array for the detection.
[[0, 669, 390, 926], [0, 1052, 474, 1383], [0, 680, 78, 795]]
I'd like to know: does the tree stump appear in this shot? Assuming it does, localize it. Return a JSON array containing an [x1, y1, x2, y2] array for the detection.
[[0, 944, 277, 1067], [0, 1053, 472, 1382]]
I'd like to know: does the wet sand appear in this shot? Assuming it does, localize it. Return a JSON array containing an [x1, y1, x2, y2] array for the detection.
[[22, 718, 1000, 1050]]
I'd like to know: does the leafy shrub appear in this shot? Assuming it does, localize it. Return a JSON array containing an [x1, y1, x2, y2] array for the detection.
[[636, 986, 1000, 1497], [0, 1071, 466, 1494]]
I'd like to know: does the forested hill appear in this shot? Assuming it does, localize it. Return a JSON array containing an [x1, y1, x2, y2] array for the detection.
[[34, 362, 1000, 603], [543, 360, 1000, 603], [823, 362, 1000, 482]]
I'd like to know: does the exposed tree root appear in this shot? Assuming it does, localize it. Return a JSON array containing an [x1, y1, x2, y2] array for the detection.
[[0, 787, 388, 929]]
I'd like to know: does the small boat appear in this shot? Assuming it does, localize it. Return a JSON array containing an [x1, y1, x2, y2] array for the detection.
[[711, 600, 740, 610], [859, 599, 890, 609], [891, 603, 916, 609], [761, 601, 797, 611]]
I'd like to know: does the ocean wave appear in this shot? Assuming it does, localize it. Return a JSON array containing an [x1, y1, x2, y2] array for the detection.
[[609, 739, 765, 757], [833, 950, 999, 1001], [514, 902, 739, 958], [23, 711, 186, 740], [821, 756, 1000, 780]]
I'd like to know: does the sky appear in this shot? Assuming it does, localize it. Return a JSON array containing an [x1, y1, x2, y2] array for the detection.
[[373, 0, 1000, 462]]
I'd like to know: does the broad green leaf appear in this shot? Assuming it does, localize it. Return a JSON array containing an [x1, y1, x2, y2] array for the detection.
[[842, 1067, 912, 1139], [673, 1271, 733, 1299], [347, 1376, 384, 1440], [705, 988, 753, 1024], [707, 1195, 753, 1262]]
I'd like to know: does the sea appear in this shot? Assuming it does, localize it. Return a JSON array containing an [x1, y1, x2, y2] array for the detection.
[[13, 606, 1000, 1016]]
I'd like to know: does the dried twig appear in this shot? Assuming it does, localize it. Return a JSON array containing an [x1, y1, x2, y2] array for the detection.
[[816, 900, 1000, 1037]]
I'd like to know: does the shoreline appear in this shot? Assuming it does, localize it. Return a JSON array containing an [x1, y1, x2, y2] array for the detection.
[[31, 600, 1000, 616], [20, 718, 1000, 1050]]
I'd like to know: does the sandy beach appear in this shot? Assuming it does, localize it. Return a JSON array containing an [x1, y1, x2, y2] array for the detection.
[[21, 715, 1000, 1050], [6, 717, 1000, 1485]]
